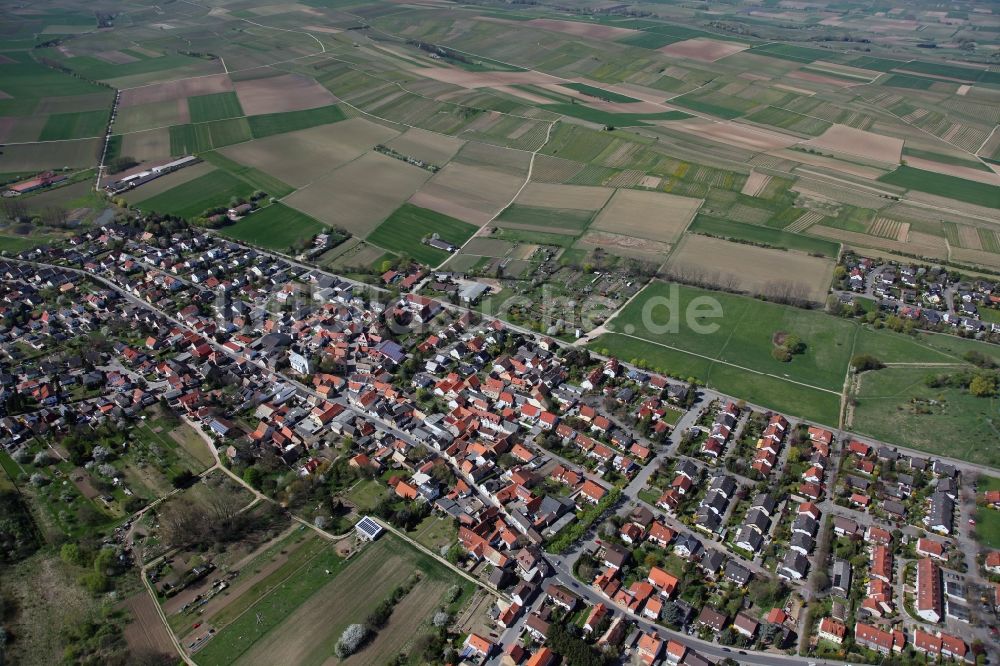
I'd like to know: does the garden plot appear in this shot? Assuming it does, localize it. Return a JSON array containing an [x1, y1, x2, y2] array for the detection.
[[219, 118, 399, 188], [284, 152, 431, 236], [590, 189, 701, 243]]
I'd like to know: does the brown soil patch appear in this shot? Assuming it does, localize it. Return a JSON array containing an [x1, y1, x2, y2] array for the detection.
[[809, 225, 949, 259], [69, 468, 100, 500], [640, 175, 662, 189], [122, 592, 175, 656], [220, 118, 399, 188], [786, 70, 856, 88], [284, 152, 431, 236], [384, 127, 465, 166], [234, 73, 336, 116], [232, 544, 412, 666], [122, 128, 172, 163], [903, 156, 1000, 185], [120, 74, 234, 107], [524, 18, 639, 40], [410, 162, 526, 225], [741, 170, 772, 196], [574, 231, 671, 262], [770, 148, 887, 179], [94, 50, 139, 65], [802, 124, 903, 164], [339, 580, 448, 666], [590, 188, 701, 243], [668, 118, 799, 151], [659, 38, 748, 62], [514, 182, 612, 210], [0, 117, 14, 143], [413, 67, 560, 90], [667, 234, 834, 303]]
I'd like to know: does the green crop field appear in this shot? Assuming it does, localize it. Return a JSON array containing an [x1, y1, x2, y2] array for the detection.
[[367, 204, 477, 265], [497, 204, 594, 231], [188, 92, 244, 123], [135, 169, 254, 218], [688, 215, 841, 257], [169, 118, 252, 155], [882, 73, 937, 90], [669, 93, 752, 120], [219, 203, 325, 251], [749, 42, 835, 63], [619, 32, 686, 49], [37, 109, 109, 140], [560, 83, 640, 103], [200, 151, 294, 198], [248, 105, 347, 139], [878, 166, 999, 209], [0, 55, 106, 100]]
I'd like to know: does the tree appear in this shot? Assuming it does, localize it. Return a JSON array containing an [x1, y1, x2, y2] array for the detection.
[[850, 354, 884, 372], [969, 374, 996, 397], [334, 624, 369, 658], [170, 469, 196, 488], [61, 542, 86, 567]]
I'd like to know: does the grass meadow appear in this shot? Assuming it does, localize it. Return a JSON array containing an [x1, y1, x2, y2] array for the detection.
[[878, 165, 999, 209], [136, 169, 254, 218], [367, 204, 477, 266], [219, 203, 325, 251]]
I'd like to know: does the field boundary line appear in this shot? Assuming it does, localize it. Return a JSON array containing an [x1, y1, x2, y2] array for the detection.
[[433, 119, 556, 271], [610, 331, 842, 395]]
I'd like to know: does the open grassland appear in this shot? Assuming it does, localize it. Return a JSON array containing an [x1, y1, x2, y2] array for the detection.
[[135, 169, 254, 219], [220, 204, 325, 251], [852, 366, 1000, 468], [666, 234, 835, 303], [590, 188, 701, 243], [367, 204, 477, 265], [187, 92, 245, 123], [878, 166, 999, 209], [246, 105, 347, 139]]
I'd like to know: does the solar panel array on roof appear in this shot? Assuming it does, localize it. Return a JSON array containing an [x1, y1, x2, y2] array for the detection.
[[356, 516, 383, 541]]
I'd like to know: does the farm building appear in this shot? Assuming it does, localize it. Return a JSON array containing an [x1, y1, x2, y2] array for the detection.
[[5, 171, 67, 195], [355, 515, 384, 541]]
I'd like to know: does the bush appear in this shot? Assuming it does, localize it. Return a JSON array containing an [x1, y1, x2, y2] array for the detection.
[[29, 473, 49, 487], [334, 624, 369, 658], [850, 353, 884, 372]]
